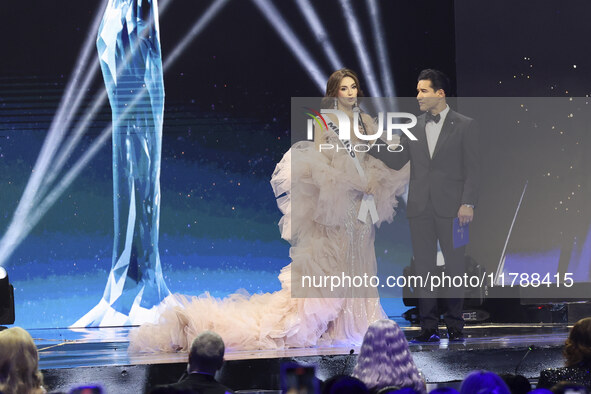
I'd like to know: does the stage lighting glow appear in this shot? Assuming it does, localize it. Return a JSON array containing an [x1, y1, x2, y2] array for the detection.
[[0, 0, 107, 272], [251, 0, 327, 92], [338, 0, 382, 97], [0, 0, 178, 268], [164, 0, 230, 69], [7, 0, 108, 248], [294, 0, 343, 71], [42, 0, 175, 196], [52, 0, 227, 198], [0, 267, 6, 280], [0, 3, 139, 267], [366, 0, 395, 98], [0, 0, 228, 268]]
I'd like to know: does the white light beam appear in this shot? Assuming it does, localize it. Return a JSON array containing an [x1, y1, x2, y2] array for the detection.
[[0, 0, 230, 267], [338, 0, 382, 97], [294, 0, 344, 71], [41, 0, 175, 196], [8, 0, 108, 243], [251, 0, 327, 92], [164, 0, 229, 69], [366, 0, 395, 98]]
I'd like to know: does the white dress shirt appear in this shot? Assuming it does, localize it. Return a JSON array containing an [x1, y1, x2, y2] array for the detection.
[[425, 105, 450, 158]]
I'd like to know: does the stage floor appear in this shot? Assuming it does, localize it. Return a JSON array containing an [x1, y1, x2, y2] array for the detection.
[[31, 318, 570, 392], [33, 319, 570, 369]]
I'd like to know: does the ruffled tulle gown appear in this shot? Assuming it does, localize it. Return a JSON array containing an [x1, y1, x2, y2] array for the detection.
[[128, 141, 409, 352]]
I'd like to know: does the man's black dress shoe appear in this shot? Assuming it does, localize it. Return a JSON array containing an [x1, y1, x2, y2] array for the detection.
[[411, 329, 440, 342], [447, 328, 464, 341]]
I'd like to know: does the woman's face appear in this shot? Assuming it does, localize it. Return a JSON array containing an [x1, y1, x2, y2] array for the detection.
[[337, 76, 358, 108]]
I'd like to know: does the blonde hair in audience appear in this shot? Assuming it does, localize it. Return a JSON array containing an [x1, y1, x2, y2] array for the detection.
[[0, 327, 45, 394]]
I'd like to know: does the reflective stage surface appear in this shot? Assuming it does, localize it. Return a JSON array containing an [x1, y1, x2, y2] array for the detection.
[[32, 319, 570, 392]]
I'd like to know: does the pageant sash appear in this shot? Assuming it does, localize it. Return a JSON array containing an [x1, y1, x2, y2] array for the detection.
[[358, 194, 379, 224], [325, 120, 379, 224]]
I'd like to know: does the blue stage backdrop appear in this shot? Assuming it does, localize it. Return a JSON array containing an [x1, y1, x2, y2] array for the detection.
[[2, 0, 452, 329], [0, 88, 413, 327], [4, 0, 591, 329]]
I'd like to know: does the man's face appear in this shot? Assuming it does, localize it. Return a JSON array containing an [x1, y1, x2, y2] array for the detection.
[[416, 79, 444, 113]]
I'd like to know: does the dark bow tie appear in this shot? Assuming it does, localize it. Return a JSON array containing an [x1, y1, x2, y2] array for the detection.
[[426, 112, 441, 123]]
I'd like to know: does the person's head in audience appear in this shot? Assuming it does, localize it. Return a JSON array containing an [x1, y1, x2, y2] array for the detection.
[[187, 330, 225, 375], [564, 317, 591, 367], [149, 331, 233, 394], [550, 381, 588, 394], [0, 326, 45, 394], [322, 375, 368, 394], [499, 373, 531, 394], [460, 370, 510, 394], [352, 319, 425, 394]]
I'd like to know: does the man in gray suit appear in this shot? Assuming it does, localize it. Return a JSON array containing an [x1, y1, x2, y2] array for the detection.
[[387, 69, 480, 342]]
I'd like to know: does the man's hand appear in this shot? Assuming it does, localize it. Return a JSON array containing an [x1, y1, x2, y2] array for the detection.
[[457, 205, 474, 226], [376, 133, 400, 147], [388, 133, 401, 145]]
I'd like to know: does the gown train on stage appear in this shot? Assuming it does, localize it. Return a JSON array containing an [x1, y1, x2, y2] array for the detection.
[[129, 141, 409, 352]]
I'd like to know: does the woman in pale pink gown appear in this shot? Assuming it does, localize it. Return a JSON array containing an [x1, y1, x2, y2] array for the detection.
[[129, 69, 409, 352]]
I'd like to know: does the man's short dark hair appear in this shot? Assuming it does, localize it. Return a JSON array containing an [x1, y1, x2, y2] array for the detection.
[[418, 69, 451, 97], [188, 331, 225, 372]]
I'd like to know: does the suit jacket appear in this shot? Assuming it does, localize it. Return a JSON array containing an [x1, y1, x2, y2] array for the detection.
[[150, 372, 234, 394], [386, 109, 479, 218]]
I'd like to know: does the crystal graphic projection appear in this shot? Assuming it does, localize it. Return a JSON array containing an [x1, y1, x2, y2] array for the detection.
[[74, 0, 170, 326]]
